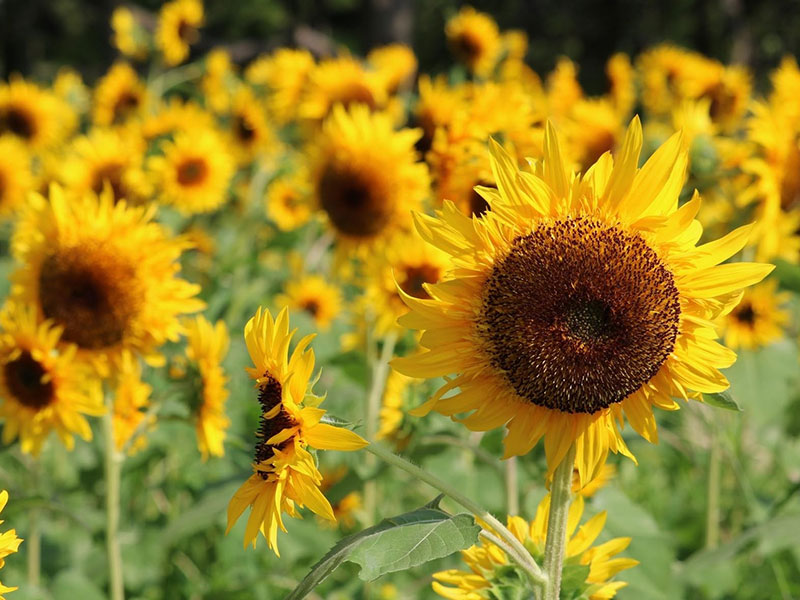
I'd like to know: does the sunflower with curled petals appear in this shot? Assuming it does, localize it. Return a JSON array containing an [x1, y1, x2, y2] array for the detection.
[[0, 490, 23, 599], [432, 494, 637, 600], [392, 119, 773, 486], [226, 308, 367, 555]]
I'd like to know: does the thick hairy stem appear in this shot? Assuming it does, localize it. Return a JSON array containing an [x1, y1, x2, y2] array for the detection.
[[103, 403, 125, 600], [543, 444, 577, 600]]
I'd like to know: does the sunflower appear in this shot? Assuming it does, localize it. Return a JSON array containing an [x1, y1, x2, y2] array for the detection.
[[318, 465, 362, 529], [227, 88, 274, 165], [376, 370, 415, 441], [92, 62, 147, 127], [0, 136, 33, 217], [11, 184, 203, 375], [111, 7, 147, 61], [445, 6, 501, 78], [0, 77, 73, 149], [275, 275, 343, 331], [564, 98, 624, 171], [60, 127, 150, 205], [148, 126, 235, 214], [0, 490, 23, 600], [112, 355, 153, 454], [606, 53, 636, 119], [432, 494, 638, 600], [414, 75, 469, 155], [547, 57, 584, 117], [184, 315, 230, 459], [139, 97, 215, 142], [264, 168, 313, 231], [720, 280, 790, 350], [0, 302, 104, 456], [367, 44, 418, 95], [202, 48, 235, 114], [226, 307, 368, 555], [308, 104, 429, 258], [156, 0, 204, 67], [246, 49, 315, 125], [392, 119, 773, 485]]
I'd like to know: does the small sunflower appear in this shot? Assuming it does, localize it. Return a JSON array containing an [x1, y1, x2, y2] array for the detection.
[[0, 302, 104, 456], [445, 6, 501, 78], [432, 494, 638, 600], [139, 97, 215, 142], [720, 280, 790, 350], [0, 77, 73, 149], [318, 466, 362, 530], [226, 307, 367, 555], [227, 88, 274, 164], [246, 49, 315, 125], [564, 99, 624, 172], [149, 126, 235, 214], [185, 315, 230, 460], [0, 490, 23, 600], [414, 75, 469, 155], [0, 136, 33, 217], [156, 0, 204, 67], [393, 120, 773, 485], [367, 44, 418, 95], [376, 370, 415, 441], [264, 168, 313, 231], [275, 275, 343, 331], [92, 62, 147, 127], [308, 104, 429, 258], [547, 57, 584, 117], [11, 184, 203, 375], [112, 355, 153, 454], [111, 7, 148, 61], [202, 48, 235, 114]]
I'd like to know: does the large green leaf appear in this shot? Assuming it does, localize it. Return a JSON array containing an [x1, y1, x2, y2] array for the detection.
[[286, 499, 480, 600]]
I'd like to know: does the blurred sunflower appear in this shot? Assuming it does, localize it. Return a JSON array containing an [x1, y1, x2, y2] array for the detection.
[[606, 53, 636, 120], [93, 62, 147, 126], [445, 6, 501, 78], [185, 316, 230, 460], [0, 136, 33, 217], [0, 302, 103, 456], [264, 168, 313, 231], [112, 355, 153, 454], [202, 49, 235, 114], [393, 120, 772, 485], [309, 105, 429, 259], [156, 0, 204, 67], [246, 48, 315, 125], [227, 88, 274, 164], [564, 98, 623, 172], [299, 56, 388, 122], [414, 75, 468, 154], [226, 307, 367, 555], [0, 77, 73, 149], [547, 57, 583, 117], [111, 7, 147, 61], [149, 127, 235, 214], [432, 494, 638, 600], [140, 97, 214, 142], [376, 370, 414, 441], [275, 275, 342, 331], [367, 44, 417, 95], [0, 490, 22, 600], [720, 280, 790, 350], [11, 184, 203, 375]]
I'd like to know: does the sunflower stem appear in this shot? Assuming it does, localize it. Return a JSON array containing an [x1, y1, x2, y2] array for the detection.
[[705, 430, 721, 549], [364, 441, 548, 589], [103, 399, 125, 600], [506, 456, 519, 516], [27, 459, 41, 589], [543, 444, 577, 600]]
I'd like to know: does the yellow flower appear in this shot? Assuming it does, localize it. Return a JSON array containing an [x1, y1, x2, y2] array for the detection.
[[299, 56, 388, 122], [227, 88, 274, 165], [367, 44, 418, 94], [264, 168, 313, 231], [92, 62, 147, 127], [445, 6, 501, 77], [0, 302, 103, 456], [275, 275, 343, 331], [202, 48, 235, 113], [0, 136, 33, 217], [111, 7, 147, 61], [185, 316, 230, 459], [433, 494, 638, 600], [720, 280, 790, 350], [139, 97, 215, 142], [547, 57, 583, 117], [0, 490, 23, 599], [376, 370, 414, 441], [606, 53, 636, 119], [11, 184, 203, 375], [564, 99, 624, 172], [226, 307, 368, 555], [149, 126, 235, 214], [393, 119, 773, 485], [308, 104, 429, 259], [573, 463, 616, 498], [0, 76, 74, 149], [414, 75, 469, 154], [112, 355, 153, 454], [318, 466, 362, 529], [156, 0, 204, 67], [246, 49, 315, 125]]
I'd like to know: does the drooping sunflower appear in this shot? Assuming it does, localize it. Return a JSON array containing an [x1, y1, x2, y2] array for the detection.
[[264, 168, 313, 231], [0, 136, 33, 217], [226, 307, 367, 555], [393, 119, 773, 485], [111, 355, 153, 454], [148, 126, 235, 214], [156, 0, 204, 67], [432, 494, 638, 600], [0, 77, 73, 150], [0, 302, 104, 456], [245, 48, 315, 125], [11, 184, 203, 375], [184, 315, 230, 460], [720, 280, 790, 350], [111, 7, 148, 61], [445, 6, 501, 78], [92, 62, 147, 127], [275, 275, 343, 331], [0, 490, 23, 600], [308, 104, 429, 258]]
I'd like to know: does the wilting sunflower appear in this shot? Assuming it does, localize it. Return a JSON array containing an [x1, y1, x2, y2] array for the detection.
[[445, 6, 501, 78], [226, 307, 367, 555], [156, 0, 204, 67], [393, 120, 773, 485], [246, 48, 315, 125], [275, 275, 343, 331], [720, 280, 790, 350], [0, 490, 23, 600], [11, 184, 203, 375], [184, 315, 230, 459], [432, 494, 638, 600], [0, 77, 73, 149], [308, 104, 429, 258], [92, 62, 147, 127], [111, 355, 153, 454], [0, 136, 33, 217], [111, 7, 147, 61], [0, 302, 104, 456], [264, 168, 313, 231], [148, 126, 235, 214]]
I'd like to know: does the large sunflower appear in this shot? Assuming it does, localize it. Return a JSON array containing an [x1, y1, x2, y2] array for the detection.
[[0, 136, 33, 217], [226, 308, 367, 555], [0, 302, 104, 456], [0, 490, 22, 600], [11, 184, 203, 375], [308, 104, 429, 258], [393, 119, 772, 484], [156, 0, 204, 67]]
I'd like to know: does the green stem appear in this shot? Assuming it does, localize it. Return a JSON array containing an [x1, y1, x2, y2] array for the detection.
[[706, 432, 721, 549], [543, 444, 577, 600], [27, 467, 41, 589], [506, 456, 519, 516], [103, 403, 125, 600], [364, 441, 547, 588]]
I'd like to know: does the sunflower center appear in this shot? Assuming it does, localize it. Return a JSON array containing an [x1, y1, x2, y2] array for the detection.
[[335, 84, 377, 112], [452, 33, 483, 66], [38, 244, 142, 350], [0, 106, 36, 140], [4, 351, 54, 410], [733, 302, 755, 325], [91, 163, 127, 202], [113, 92, 140, 124], [176, 157, 208, 186], [254, 373, 298, 473], [0, 171, 6, 201], [479, 217, 681, 414], [400, 264, 440, 299], [301, 299, 320, 317], [319, 163, 391, 238], [234, 115, 256, 143], [177, 20, 198, 44]]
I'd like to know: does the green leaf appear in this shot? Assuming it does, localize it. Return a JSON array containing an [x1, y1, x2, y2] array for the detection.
[[772, 258, 800, 293], [702, 391, 743, 412], [52, 571, 106, 600], [560, 563, 592, 599], [286, 503, 481, 600]]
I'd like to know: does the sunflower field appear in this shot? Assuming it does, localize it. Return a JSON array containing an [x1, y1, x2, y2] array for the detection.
[[0, 2, 799, 599]]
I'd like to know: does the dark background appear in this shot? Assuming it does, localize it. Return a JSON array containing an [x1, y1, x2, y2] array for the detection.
[[1, 0, 799, 93]]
